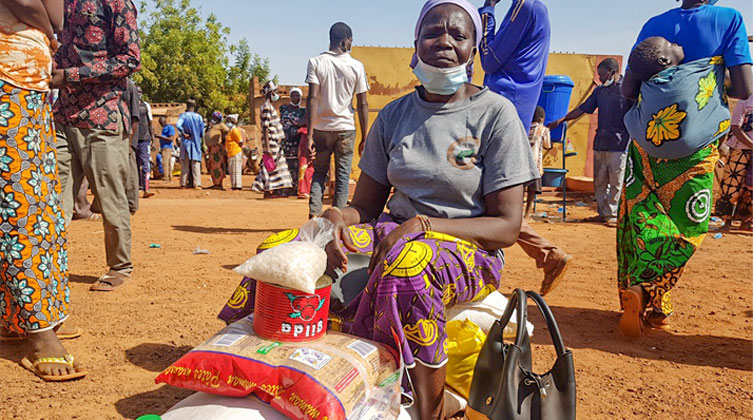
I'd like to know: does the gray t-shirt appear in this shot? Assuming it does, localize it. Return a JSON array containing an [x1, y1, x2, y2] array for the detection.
[[360, 87, 539, 221]]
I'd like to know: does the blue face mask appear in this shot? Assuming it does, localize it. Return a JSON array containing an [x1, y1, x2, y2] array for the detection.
[[413, 57, 468, 96]]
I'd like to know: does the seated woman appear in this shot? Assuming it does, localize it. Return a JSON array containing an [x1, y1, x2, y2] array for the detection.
[[219, 1, 538, 418]]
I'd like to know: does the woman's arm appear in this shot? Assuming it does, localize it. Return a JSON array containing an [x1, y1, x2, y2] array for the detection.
[[727, 64, 753, 100], [426, 185, 524, 250], [4, 0, 56, 41], [42, 0, 63, 32], [322, 173, 391, 271]]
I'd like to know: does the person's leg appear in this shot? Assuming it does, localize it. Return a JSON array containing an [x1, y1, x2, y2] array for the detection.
[[135, 140, 150, 192], [524, 182, 536, 220], [126, 146, 139, 213], [717, 148, 749, 225], [73, 176, 93, 219], [136, 141, 150, 191], [231, 154, 242, 189], [79, 125, 133, 279], [287, 157, 299, 193], [55, 125, 84, 226], [604, 151, 627, 226], [517, 220, 572, 296], [192, 160, 202, 189], [308, 130, 334, 217], [161, 148, 172, 183], [180, 158, 189, 187], [332, 130, 355, 209], [592, 151, 609, 221]]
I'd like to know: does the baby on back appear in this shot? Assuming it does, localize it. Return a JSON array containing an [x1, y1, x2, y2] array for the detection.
[[623, 35, 731, 159], [628, 36, 686, 82]]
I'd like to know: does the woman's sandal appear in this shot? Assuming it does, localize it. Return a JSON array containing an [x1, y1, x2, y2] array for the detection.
[[619, 288, 645, 338], [90, 271, 129, 292], [645, 312, 671, 330], [20, 354, 87, 382]]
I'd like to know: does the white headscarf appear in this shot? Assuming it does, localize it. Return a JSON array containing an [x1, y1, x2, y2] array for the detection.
[[289, 87, 303, 106]]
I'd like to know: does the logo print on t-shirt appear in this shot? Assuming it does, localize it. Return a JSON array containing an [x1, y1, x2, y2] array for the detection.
[[446, 137, 480, 170]]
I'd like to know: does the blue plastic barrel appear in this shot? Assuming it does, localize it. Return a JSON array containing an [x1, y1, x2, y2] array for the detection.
[[542, 168, 568, 188], [537, 75, 575, 141]]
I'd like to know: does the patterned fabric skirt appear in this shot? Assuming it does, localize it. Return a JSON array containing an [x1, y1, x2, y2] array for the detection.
[[715, 148, 752, 223], [207, 143, 227, 186], [219, 213, 504, 370], [0, 81, 69, 334], [617, 141, 718, 317], [228, 152, 243, 189], [252, 147, 293, 193]]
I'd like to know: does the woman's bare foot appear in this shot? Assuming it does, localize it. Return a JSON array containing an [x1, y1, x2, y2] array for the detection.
[[619, 285, 646, 338], [25, 329, 85, 379]]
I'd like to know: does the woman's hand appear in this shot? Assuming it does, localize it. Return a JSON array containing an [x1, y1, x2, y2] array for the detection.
[[323, 208, 358, 272], [50, 69, 64, 88], [368, 217, 423, 274]]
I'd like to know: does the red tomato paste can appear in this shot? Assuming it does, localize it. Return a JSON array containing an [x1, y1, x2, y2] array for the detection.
[[253, 275, 331, 342]]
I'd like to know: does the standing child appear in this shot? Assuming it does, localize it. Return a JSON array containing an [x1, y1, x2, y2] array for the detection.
[[526, 106, 552, 220], [225, 114, 244, 190]]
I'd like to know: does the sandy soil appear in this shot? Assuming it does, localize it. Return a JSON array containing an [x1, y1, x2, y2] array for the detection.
[[0, 175, 750, 420]]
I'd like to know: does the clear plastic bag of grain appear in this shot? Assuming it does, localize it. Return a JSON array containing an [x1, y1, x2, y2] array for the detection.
[[234, 218, 334, 294]]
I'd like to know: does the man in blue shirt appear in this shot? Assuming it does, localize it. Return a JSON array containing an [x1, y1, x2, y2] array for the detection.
[[177, 99, 205, 189], [549, 58, 631, 227], [155, 116, 177, 183], [479, 0, 572, 297], [478, 0, 551, 131]]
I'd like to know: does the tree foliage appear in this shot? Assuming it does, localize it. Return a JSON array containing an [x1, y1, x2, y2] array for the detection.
[[135, 0, 275, 120]]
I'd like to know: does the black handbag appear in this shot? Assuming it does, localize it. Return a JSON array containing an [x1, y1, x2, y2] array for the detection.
[[466, 289, 576, 420]]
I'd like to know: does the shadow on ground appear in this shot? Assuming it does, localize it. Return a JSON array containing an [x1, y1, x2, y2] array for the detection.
[[528, 305, 752, 371], [172, 225, 283, 234], [115, 385, 194, 419], [126, 343, 193, 373], [69, 274, 99, 284]]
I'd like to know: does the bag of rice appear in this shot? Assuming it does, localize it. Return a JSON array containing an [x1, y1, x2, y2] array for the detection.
[[156, 317, 402, 420], [234, 218, 334, 294]]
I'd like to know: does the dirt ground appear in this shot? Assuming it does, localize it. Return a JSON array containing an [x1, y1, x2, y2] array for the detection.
[[0, 175, 751, 420]]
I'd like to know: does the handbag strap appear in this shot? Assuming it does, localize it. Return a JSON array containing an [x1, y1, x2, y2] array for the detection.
[[525, 290, 568, 356], [497, 288, 528, 347]]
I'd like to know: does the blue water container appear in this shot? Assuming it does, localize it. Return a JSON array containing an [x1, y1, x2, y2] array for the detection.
[[537, 75, 575, 141]]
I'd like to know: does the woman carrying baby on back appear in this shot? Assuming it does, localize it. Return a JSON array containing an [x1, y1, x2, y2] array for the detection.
[[617, 0, 753, 338]]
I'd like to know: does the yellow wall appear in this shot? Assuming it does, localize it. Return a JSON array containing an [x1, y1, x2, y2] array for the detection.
[[350, 46, 623, 180]]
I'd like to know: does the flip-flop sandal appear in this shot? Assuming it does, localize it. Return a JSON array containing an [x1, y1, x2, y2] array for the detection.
[[90, 272, 129, 292], [20, 354, 87, 382], [540, 255, 573, 296], [0, 326, 82, 342], [619, 289, 645, 338]]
